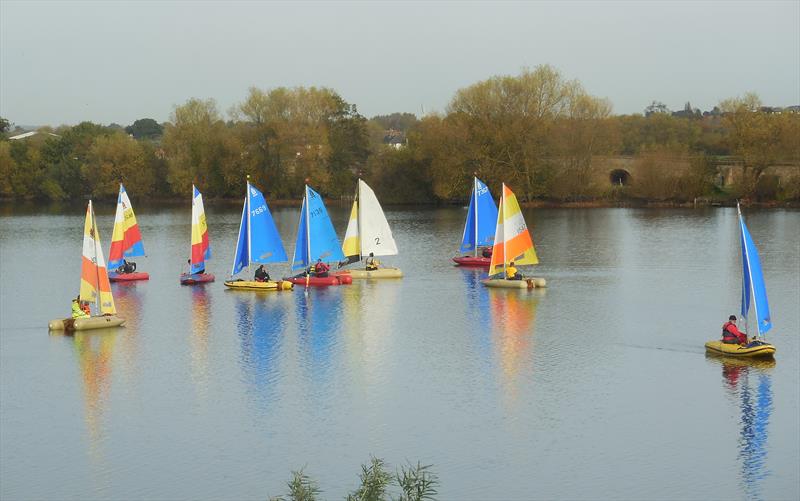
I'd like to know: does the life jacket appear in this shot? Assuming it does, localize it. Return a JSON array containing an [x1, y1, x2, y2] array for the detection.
[[316, 262, 330, 273], [722, 322, 743, 343], [72, 301, 89, 319]]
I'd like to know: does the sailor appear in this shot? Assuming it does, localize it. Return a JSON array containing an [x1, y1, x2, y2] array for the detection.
[[254, 265, 270, 282], [72, 296, 89, 319], [188, 258, 204, 275], [722, 315, 748, 345], [481, 247, 492, 259], [365, 252, 380, 271], [314, 259, 330, 278], [506, 261, 522, 280], [118, 259, 136, 274]]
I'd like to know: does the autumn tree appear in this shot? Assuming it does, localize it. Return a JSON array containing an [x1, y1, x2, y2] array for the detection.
[[83, 132, 153, 197]]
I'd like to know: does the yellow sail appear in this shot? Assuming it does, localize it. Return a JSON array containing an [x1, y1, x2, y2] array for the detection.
[[342, 199, 360, 260], [80, 201, 116, 315], [488, 184, 538, 276]]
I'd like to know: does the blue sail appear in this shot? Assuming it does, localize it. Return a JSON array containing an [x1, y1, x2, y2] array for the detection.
[[231, 197, 250, 276], [460, 177, 498, 253], [291, 186, 345, 270], [248, 183, 288, 265], [231, 183, 288, 276], [739, 212, 772, 335]]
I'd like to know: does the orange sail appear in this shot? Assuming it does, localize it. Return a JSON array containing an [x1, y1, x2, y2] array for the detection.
[[80, 201, 116, 315], [488, 183, 538, 276]]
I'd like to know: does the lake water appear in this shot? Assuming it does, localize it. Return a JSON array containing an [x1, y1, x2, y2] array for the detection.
[[1, 203, 798, 500]]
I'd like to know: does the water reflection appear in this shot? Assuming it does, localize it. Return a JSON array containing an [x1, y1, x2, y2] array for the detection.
[[488, 288, 544, 408], [235, 294, 287, 410], [190, 286, 211, 395], [112, 283, 142, 380], [460, 268, 492, 363], [72, 329, 118, 459], [709, 355, 775, 500], [294, 289, 341, 391]]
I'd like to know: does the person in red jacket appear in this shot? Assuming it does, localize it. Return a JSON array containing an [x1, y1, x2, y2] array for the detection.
[[722, 315, 748, 345], [314, 259, 330, 278]]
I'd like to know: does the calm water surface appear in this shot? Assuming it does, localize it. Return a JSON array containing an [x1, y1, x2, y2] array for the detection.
[[1, 204, 798, 500]]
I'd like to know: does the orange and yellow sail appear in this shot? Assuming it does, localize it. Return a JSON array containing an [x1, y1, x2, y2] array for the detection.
[[80, 201, 116, 315], [488, 183, 538, 276]]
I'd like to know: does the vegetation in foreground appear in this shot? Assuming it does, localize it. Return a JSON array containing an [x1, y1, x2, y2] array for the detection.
[[1, 65, 798, 205], [270, 457, 438, 501]]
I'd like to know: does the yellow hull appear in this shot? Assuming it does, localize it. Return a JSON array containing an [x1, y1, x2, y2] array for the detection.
[[704, 340, 776, 358], [48, 315, 125, 331], [224, 280, 293, 291], [482, 277, 546, 289], [341, 268, 404, 279]]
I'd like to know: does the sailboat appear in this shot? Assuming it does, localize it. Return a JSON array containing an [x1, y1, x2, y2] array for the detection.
[[453, 176, 498, 267], [49, 201, 125, 331], [481, 183, 546, 289], [180, 185, 215, 285], [108, 184, 149, 281], [705, 204, 775, 358], [224, 178, 293, 291], [338, 179, 403, 279], [285, 184, 352, 286]]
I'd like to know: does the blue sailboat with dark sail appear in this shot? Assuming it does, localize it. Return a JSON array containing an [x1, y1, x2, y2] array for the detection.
[[706, 203, 775, 357], [224, 178, 293, 291], [453, 177, 499, 267], [286, 184, 351, 286]]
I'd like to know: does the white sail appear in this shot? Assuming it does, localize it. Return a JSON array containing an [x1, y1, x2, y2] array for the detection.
[[357, 179, 398, 257]]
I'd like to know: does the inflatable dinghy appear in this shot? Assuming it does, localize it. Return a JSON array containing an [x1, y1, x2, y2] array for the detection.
[[224, 279, 293, 291], [181, 273, 215, 285], [337, 268, 403, 279], [49, 315, 125, 331], [482, 277, 547, 289], [285, 274, 351, 287], [704, 340, 776, 359], [452, 256, 490, 267], [109, 271, 150, 282]]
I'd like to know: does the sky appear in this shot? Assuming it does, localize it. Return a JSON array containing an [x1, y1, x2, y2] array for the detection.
[[1, 1, 799, 127]]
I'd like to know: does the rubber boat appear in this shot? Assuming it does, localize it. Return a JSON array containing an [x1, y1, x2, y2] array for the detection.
[[226, 178, 290, 291], [339, 179, 403, 279], [49, 315, 125, 331], [452, 256, 490, 267], [481, 183, 546, 290], [285, 275, 349, 287], [49, 200, 124, 332], [109, 271, 150, 282], [225, 279, 293, 291], [482, 277, 547, 289], [336, 268, 403, 279], [107, 183, 148, 281], [704, 340, 776, 359], [181, 273, 215, 285], [453, 177, 498, 268], [181, 185, 214, 285], [704, 203, 777, 357], [288, 184, 351, 287]]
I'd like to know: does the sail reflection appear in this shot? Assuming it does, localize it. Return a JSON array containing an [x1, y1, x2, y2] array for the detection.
[[488, 288, 543, 407], [111, 283, 142, 378], [72, 329, 118, 459], [294, 289, 341, 389], [710, 355, 774, 500], [190, 286, 211, 394], [235, 294, 287, 410]]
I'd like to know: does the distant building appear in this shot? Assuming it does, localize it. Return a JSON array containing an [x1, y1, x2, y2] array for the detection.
[[9, 130, 60, 140], [383, 129, 406, 149]]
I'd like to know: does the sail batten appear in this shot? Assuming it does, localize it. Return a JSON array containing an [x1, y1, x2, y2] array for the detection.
[[108, 184, 144, 270]]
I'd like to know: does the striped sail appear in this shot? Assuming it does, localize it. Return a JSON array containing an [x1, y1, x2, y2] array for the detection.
[[190, 185, 211, 274], [80, 201, 116, 315], [488, 183, 538, 276], [108, 184, 144, 270]]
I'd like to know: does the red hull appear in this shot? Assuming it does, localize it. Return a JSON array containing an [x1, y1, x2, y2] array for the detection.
[[180, 273, 215, 285], [452, 256, 491, 267], [286, 274, 351, 286], [109, 271, 150, 282]]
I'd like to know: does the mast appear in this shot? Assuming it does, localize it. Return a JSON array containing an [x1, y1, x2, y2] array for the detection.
[[190, 184, 194, 273], [502, 183, 507, 275], [246, 177, 252, 273], [356, 180, 363, 262], [90, 201, 101, 314], [305, 185, 312, 266], [473, 177, 479, 258]]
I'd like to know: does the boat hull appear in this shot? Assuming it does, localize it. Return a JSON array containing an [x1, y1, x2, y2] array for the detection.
[[48, 315, 126, 331], [482, 277, 547, 289], [109, 271, 150, 282], [704, 340, 776, 358], [180, 273, 215, 285], [452, 256, 490, 267], [224, 280, 293, 291], [337, 268, 403, 279], [285, 275, 351, 287]]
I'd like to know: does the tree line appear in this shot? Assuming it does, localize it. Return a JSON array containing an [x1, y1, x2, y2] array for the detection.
[[1, 65, 798, 204]]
